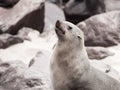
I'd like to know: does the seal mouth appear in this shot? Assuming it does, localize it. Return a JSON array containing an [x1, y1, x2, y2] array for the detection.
[[55, 20, 65, 35]]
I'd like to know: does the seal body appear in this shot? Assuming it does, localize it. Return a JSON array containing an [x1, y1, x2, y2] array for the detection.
[[50, 20, 120, 90]]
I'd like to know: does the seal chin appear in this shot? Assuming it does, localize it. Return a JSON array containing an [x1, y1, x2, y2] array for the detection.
[[55, 20, 65, 37]]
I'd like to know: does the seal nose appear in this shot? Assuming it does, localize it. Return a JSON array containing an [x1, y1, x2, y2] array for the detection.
[[55, 20, 65, 36], [56, 20, 61, 28]]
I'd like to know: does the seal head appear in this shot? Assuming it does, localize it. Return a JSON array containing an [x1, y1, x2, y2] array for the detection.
[[55, 20, 84, 48]]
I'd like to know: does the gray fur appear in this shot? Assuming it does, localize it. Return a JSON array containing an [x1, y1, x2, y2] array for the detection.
[[50, 20, 120, 90]]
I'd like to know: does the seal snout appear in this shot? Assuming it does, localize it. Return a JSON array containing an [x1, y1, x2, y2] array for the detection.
[[55, 20, 65, 35]]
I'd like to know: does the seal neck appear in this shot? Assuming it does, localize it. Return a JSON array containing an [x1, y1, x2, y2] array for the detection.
[[53, 43, 90, 77], [55, 41, 89, 60], [55, 41, 90, 66]]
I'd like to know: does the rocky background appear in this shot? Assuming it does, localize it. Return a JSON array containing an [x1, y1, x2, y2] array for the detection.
[[0, 0, 120, 90]]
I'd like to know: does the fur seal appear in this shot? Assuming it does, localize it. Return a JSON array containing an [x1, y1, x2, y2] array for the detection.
[[50, 20, 120, 90]]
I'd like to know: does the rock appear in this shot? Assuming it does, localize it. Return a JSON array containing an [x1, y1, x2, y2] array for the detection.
[[0, 0, 20, 8], [47, 0, 62, 6], [0, 60, 27, 90], [64, 0, 120, 24], [105, 0, 120, 11], [77, 11, 120, 47], [0, 0, 45, 35], [47, 0, 69, 6], [0, 60, 46, 90], [64, 0, 106, 24], [64, 0, 106, 15], [64, 0, 90, 24], [86, 47, 114, 60], [44, 2, 65, 31], [0, 34, 23, 49], [23, 77, 44, 90]]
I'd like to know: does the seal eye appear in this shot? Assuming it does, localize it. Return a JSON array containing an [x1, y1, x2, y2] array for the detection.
[[68, 26, 72, 30], [77, 36, 82, 40]]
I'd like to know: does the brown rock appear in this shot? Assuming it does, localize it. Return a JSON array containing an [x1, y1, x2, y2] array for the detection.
[[86, 47, 114, 60], [0, 0, 20, 8], [105, 0, 120, 11], [0, 34, 23, 49], [64, 0, 120, 24], [64, 0, 106, 24], [0, 59, 48, 90], [0, 60, 27, 90], [77, 11, 120, 47], [0, 0, 45, 35]]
